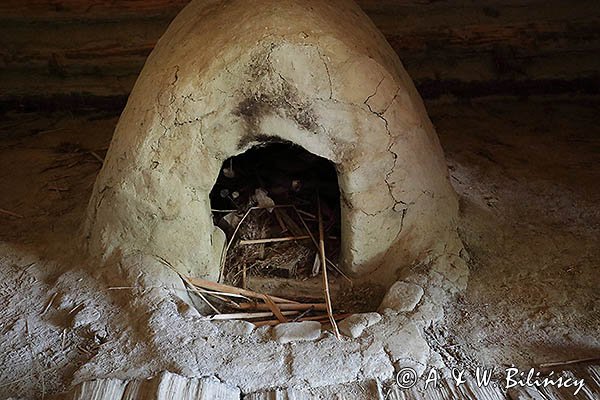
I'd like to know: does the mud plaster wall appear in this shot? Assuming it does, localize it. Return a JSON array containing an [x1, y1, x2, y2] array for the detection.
[[82, 0, 464, 284]]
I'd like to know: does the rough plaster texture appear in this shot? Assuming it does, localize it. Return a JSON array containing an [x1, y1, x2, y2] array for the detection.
[[273, 321, 322, 343], [338, 312, 382, 338], [82, 0, 463, 283], [378, 281, 424, 313]]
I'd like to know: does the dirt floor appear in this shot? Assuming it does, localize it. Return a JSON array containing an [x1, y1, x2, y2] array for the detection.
[[432, 98, 600, 371], [0, 97, 598, 398]]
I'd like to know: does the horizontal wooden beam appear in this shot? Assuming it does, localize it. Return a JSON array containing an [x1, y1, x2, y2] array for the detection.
[[0, 0, 598, 111], [0, 0, 189, 20]]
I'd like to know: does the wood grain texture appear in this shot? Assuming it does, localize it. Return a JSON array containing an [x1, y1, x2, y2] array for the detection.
[[1, 0, 599, 108], [67, 372, 240, 400], [63, 365, 600, 399]]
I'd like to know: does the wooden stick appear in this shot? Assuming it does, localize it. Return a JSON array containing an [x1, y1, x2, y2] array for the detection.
[[252, 313, 351, 327], [41, 293, 58, 315], [291, 206, 352, 284], [300, 313, 351, 322], [252, 319, 289, 327], [238, 302, 327, 311], [317, 194, 341, 340], [89, 151, 104, 163], [324, 259, 353, 285], [180, 277, 221, 314], [219, 206, 266, 279], [242, 263, 247, 290], [61, 328, 66, 351], [292, 308, 315, 322], [203, 310, 299, 321], [38, 127, 66, 135], [264, 295, 287, 323], [277, 207, 305, 237], [296, 209, 316, 219], [68, 303, 84, 315], [273, 208, 288, 233], [201, 291, 241, 308], [213, 296, 241, 309], [195, 289, 251, 301], [186, 276, 299, 304], [538, 357, 600, 369], [220, 205, 292, 277], [155, 256, 221, 314], [231, 262, 260, 286], [311, 252, 321, 277], [239, 235, 310, 245], [218, 203, 350, 282], [293, 206, 319, 249], [0, 208, 23, 218]]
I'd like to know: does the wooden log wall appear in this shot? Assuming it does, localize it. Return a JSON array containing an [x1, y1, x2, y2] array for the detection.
[[1, 0, 599, 113]]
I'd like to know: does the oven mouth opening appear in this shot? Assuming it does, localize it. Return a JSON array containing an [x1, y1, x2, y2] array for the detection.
[[208, 141, 382, 321]]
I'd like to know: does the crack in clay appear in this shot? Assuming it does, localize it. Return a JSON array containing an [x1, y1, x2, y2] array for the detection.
[[381, 86, 402, 116], [173, 110, 202, 127], [378, 118, 403, 210], [155, 65, 181, 131], [381, 120, 403, 210], [364, 77, 385, 109], [381, 345, 396, 369], [362, 80, 406, 213], [358, 208, 382, 217], [86, 185, 112, 238], [182, 93, 199, 103], [171, 65, 180, 85], [317, 49, 333, 100], [337, 99, 408, 222]]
